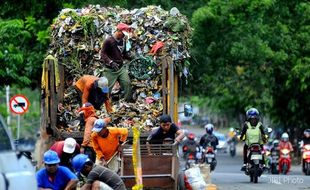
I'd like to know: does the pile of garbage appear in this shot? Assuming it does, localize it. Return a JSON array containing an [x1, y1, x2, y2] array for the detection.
[[50, 5, 192, 133]]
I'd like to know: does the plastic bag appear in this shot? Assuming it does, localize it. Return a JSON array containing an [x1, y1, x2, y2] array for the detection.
[[184, 166, 207, 190]]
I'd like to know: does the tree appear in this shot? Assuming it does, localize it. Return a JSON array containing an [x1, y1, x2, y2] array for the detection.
[[190, 0, 310, 130]]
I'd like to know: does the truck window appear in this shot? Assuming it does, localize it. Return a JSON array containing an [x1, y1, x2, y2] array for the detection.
[[0, 118, 13, 151]]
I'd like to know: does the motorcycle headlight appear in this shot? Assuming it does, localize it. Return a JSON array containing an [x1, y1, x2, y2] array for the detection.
[[281, 149, 290, 154], [305, 145, 310, 151]]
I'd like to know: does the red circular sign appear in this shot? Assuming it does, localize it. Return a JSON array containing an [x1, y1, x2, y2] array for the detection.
[[9, 94, 30, 115]]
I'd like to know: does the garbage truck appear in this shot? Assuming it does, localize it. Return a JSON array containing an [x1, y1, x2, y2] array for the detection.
[[38, 5, 192, 189]]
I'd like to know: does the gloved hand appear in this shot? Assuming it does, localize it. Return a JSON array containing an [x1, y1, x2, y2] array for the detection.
[[110, 61, 119, 71]]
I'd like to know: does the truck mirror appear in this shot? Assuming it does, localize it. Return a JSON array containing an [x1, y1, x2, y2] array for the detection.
[[184, 104, 193, 117]]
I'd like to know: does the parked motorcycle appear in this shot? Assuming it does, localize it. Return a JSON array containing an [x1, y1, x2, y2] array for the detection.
[[245, 143, 264, 183], [302, 144, 310, 175], [279, 148, 291, 174], [202, 144, 217, 171]]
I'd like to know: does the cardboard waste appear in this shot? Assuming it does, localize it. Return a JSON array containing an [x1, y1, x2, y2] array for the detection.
[[48, 5, 192, 135]]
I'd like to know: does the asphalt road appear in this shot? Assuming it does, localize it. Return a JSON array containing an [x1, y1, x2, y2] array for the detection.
[[182, 126, 310, 190]]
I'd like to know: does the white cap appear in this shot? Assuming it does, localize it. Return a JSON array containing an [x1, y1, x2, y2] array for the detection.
[[63, 137, 76, 154]]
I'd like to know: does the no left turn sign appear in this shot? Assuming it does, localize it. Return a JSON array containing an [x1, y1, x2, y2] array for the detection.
[[9, 94, 30, 115]]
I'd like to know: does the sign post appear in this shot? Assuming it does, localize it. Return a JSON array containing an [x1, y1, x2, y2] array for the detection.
[[9, 94, 30, 139]]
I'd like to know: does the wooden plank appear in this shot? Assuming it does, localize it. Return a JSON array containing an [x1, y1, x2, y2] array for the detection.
[[122, 155, 172, 176], [161, 57, 168, 114], [124, 178, 175, 189]]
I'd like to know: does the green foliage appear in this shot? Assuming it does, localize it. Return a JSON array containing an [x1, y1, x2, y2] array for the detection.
[[191, 0, 310, 129]]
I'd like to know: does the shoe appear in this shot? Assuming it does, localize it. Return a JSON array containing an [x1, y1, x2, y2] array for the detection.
[[241, 164, 246, 171]]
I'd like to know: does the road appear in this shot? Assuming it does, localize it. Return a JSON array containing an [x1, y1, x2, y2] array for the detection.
[[182, 126, 310, 190]]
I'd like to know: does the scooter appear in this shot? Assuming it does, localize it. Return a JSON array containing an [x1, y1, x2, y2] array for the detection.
[[203, 145, 217, 171], [227, 138, 236, 157], [270, 148, 280, 174], [279, 148, 291, 174], [302, 144, 310, 175], [245, 143, 264, 183]]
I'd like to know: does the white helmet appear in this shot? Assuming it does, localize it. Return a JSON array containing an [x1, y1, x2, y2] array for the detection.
[[97, 77, 109, 93], [204, 123, 214, 134], [281, 132, 289, 142]]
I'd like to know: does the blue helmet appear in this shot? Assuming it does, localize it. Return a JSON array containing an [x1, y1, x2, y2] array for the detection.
[[246, 108, 259, 120], [43, 150, 60, 164], [72, 154, 89, 173]]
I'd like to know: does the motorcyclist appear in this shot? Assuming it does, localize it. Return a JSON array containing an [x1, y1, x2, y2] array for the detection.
[[279, 133, 294, 152], [300, 129, 310, 170], [227, 127, 237, 145], [271, 139, 280, 152], [240, 108, 267, 171], [182, 132, 200, 161], [199, 124, 219, 151], [300, 129, 310, 147]]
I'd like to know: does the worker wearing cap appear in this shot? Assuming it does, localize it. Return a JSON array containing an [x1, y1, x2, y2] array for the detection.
[[91, 118, 128, 173], [75, 75, 113, 112], [77, 102, 112, 162], [36, 150, 78, 190], [100, 23, 134, 102], [50, 137, 80, 171]]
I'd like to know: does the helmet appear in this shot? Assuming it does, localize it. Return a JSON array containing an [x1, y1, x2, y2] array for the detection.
[[97, 77, 109, 93], [204, 124, 214, 134], [187, 132, 196, 140], [229, 128, 234, 132], [246, 108, 259, 120], [72, 154, 89, 173], [272, 139, 279, 147], [43, 150, 60, 164], [281, 132, 289, 142], [304, 129, 310, 138]]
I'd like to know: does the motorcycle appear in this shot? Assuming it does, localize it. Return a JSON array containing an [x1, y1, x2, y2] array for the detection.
[[227, 138, 237, 157], [269, 148, 280, 174], [202, 145, 217, 171], [302, 144, 310, 175], [245, 143, 264, 183], [279, 148, 291, 174]]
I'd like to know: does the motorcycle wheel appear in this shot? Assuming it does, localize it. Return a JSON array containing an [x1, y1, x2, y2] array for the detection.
[[250, 174, 254, 182], [282, 163, 288, 175], [177, 172, 185, 190], [230, 150, 236, 157], [253, 165, 259, 183], [306, 163, 310, 175]]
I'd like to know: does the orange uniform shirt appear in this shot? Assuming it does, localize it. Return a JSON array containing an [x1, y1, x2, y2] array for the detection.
[[75, 75, 98, 104], [91, 127, 128, 161]]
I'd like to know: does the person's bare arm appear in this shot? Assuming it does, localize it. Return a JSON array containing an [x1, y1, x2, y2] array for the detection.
[[175, 130, 185, 143], [64, 179, 78, 190]]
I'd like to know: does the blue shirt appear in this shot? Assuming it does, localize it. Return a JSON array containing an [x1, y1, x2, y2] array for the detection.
[[36, 166, 77, 190]]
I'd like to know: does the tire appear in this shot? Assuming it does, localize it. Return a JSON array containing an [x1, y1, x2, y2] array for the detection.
[[282, 163, 288, 175], [250, 174, 254, 182], [253, 165, 259, 183], [254, 176, 258, 183]]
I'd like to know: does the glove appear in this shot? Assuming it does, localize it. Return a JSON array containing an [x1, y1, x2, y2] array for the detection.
[[110, 61, 119, 71]]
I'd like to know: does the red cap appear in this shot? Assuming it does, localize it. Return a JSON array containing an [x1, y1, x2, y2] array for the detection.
[[117, 23, 131, 32]]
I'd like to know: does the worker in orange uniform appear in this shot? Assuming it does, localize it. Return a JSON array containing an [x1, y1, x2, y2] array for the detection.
[[74, 75, 113, 112], [77, 103, 112, 163], [91, 118, 128, 173]]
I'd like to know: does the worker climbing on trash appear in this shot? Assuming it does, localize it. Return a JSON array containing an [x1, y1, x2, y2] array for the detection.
[[77, 102, 102, 162], [74, 75, 113, 112], [72, 154, 126, 190], [100, 23, 134, 102], [91, 118, 128, 173]]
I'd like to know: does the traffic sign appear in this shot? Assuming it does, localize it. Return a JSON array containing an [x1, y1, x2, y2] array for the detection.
[[9, 94, 30, 115]]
